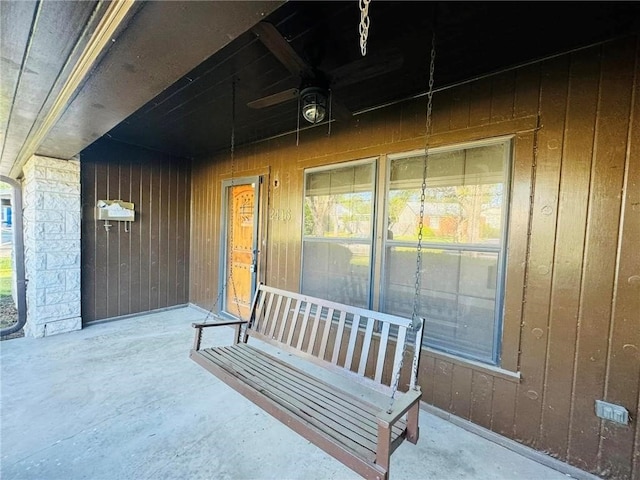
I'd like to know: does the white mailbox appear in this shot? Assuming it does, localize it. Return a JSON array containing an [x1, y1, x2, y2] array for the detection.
[[96, 200, 135, 231]]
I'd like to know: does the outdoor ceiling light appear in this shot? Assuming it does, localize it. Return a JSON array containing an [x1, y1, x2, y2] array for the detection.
[[300, 87, 327, 124]]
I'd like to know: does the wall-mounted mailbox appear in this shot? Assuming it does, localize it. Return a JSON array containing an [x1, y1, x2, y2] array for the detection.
[[97, 200, 135, 221], [96, 200, 135, 231]]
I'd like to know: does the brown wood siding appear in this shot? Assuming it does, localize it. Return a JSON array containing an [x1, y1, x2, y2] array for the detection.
[[190, 36, 640, 480], [81, 139, 190, 323]]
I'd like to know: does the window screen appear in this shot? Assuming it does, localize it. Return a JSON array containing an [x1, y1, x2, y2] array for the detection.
[[383, 141, 510, 363], [301, 161, 375, 308]]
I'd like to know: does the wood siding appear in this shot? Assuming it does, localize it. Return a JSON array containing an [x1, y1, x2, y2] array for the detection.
[[190, 37, 640, 480], [81, 139, 191, 323]]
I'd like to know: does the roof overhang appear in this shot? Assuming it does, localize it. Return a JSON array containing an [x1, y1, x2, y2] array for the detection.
[[0, 0, 284, 178]]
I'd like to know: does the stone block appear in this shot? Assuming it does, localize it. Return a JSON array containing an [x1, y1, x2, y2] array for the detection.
[[27, 223, 46, 241], [44, 284, 65, 294], [23, 256, 34, 274], [44, 290, 81, 306], [35, 270, 65, 288], [32, 302, 81, 323], [36, 290, 81, 306], [43, 192, 80, 211], [27, 155, 78, 171], [33, 166, 48, 179], [47, 252, 80, 269], [36, 210, 65, 223], [36, 289, 47, 307], [66, 270, 81, 290], [33, 191, 46, 209], [44, 222, 64, 235], [44, 233, 81, 241], [35, 179, 80, 195], [34, 253, 46, 270], [24, 316, 81, 338], [42, 157, 79, 173], [46, 168, 80, 184], [21, 159, 37, 179], [65, 212, 81, 233], [35, 240, 80, 253]]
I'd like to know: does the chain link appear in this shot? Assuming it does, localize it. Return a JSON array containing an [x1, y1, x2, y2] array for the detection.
[[359, 0, 371, 56], [387, 31, 436, 413]]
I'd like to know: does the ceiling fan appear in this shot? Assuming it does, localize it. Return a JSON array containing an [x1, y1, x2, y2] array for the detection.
[[248, 22, 403, 124]]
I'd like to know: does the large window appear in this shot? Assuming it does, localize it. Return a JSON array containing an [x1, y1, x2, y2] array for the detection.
[[300, 139, 510, 365], [383, 140, 510, 363], [301, 160, 375, 308]]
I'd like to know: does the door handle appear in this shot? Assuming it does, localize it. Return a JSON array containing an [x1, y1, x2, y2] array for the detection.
[[250, 249, 259, 273]]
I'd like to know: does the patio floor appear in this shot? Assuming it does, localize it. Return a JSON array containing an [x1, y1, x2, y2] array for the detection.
[[2, 307, 578, 480]]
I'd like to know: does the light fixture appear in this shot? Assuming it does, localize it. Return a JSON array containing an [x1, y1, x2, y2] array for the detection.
[[300, 87, 327, 124]]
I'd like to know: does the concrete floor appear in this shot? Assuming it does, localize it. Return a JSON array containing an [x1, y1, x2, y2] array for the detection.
[[2, 307, 575, 480]]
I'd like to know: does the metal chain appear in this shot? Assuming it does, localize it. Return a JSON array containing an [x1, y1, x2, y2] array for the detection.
[[412, 33, 436, 327], [203, 288, 224, 323], [359, 0, 371, 56], [227, 78, 244, 322], [387, 31, 436, 413], [203, 79, 244, 324]]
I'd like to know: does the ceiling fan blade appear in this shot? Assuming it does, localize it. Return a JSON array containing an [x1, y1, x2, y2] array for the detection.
[[247, 88, 299, 109], [330, 49, 404, 89], [252, 22, 315, 80]]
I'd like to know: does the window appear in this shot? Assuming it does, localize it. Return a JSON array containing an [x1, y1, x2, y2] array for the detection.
[[301, 160, 375, 308], [300, 139, 511, 365], [382, 140, 510, 363]]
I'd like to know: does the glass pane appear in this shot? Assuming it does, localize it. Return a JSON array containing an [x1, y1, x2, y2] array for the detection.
[[383, 247, 499, 363], [389, 143, 505, 245], [302, 241, 370, 308], [304, 163, 374, 239]]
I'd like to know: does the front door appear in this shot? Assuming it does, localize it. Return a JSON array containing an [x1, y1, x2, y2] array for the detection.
[[222, 178, 260, 319]]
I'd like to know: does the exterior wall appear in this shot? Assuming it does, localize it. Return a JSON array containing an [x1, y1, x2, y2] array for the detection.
[[22, 155, 82, 337], [189, 36, 640, 479], [80, 139, 190, 323]]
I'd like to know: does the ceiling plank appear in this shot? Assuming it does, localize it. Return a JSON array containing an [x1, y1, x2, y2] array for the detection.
[[248, 87, 298, 109], [0, 0, 38, 164]]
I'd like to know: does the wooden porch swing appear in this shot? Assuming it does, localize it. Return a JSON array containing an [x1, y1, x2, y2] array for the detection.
[[191, 285, 424, 480], [190, 22, 437, 480]]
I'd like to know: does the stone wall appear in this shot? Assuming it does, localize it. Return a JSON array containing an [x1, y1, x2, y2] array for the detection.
[[22, 155, 81, 337]]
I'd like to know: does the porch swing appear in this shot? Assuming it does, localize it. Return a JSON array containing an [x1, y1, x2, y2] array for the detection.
[[190, 21, 437, 480]]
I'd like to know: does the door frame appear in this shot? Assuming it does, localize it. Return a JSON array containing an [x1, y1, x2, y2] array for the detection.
[[219, 176, 262, 318]]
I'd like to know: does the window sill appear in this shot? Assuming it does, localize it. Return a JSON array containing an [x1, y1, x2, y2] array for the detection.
[[423, 347, 521, 383]]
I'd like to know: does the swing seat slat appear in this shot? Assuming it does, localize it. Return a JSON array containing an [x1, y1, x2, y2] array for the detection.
[[190, 284, 424, 480]]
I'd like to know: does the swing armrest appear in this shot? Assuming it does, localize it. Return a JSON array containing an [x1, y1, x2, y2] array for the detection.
[[376, 387, 422, 428], [191, 320, 248, 350], [191, 320, 248, 329]]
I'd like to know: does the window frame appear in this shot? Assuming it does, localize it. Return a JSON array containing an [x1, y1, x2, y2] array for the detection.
[[298, 136, 514, 366], [300, 157, 379, 309], [382, 136, 514, 365]]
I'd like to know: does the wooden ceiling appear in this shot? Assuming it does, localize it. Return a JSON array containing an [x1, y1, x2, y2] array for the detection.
[[2, 1, 639, 175], [102, 1, 640, 159]]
